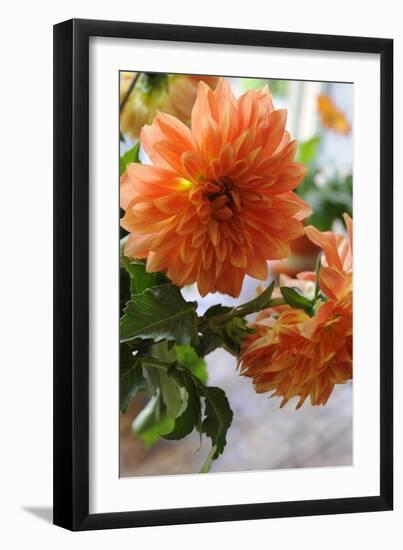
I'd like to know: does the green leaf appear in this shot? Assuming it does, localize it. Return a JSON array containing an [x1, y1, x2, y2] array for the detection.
[[280, 286, 314, 315], [297, 136, 320, 167], [132, 359, 233, 462], [120, 346, 146, 413], [120, 142, 140, 176], [163, 365, 202, 440], [120, 283, 199, 346], [148, 339, 176, 363], [121, 256, 168, 296], [157, 369, 188, 419], [132, 393, 175, 448], [134, 357, 191, 445], [120, 268, 131, 317], [203, 304, 232, 318], [139, 359, 202, 442], [199, 385, 233, 459], [175, 345, 208, 383], [196, 332, 225, 357]]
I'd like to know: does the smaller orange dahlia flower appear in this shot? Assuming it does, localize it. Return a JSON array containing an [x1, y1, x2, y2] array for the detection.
[[240, 214, 353, 408], [317, 95, 351, 135], [121, 78, 311, 297], [120, 72, 218, 139], [240, 300, 352, 408]]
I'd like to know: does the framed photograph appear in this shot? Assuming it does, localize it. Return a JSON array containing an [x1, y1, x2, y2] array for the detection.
[[53, 19, 393, 530]]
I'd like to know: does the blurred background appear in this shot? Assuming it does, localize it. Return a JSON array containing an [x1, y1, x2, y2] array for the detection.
[[120, 74, 353, 476]]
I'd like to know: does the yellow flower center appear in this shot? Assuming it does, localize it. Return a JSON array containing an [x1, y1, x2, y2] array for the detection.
[[176, 177, 193, 190]]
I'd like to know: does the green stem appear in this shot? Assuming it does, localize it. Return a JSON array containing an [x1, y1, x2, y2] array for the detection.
[[314, 252, 322, 300], [200, 445, 217, 473], [198, 297, 287, 331]]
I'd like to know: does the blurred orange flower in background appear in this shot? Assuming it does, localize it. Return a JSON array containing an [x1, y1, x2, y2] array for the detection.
[[120, 73, 218, 139], [240, 214, 353, 408], [317, 95, 351, 135], [120, 78, 311, 297]]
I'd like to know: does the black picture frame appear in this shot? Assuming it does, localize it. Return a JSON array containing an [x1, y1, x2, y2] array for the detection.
[[53, 18, 393, 531]]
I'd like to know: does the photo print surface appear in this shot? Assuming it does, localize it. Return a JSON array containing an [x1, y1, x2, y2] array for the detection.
[[119, 72, 353, 477]]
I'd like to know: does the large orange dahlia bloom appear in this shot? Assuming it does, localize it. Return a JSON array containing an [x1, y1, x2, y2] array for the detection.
[[239, 214, 353, 408], [120, 78, 311, 297]]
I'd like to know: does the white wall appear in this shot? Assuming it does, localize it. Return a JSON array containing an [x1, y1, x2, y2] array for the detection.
[[0, 1, 400, 548]]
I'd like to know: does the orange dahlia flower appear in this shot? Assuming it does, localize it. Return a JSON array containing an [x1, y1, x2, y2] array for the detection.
[[317, 95, 351, 135], [120, 72, 218, 139], [120, 78, 311, 297], [240, 214, 353, 407]]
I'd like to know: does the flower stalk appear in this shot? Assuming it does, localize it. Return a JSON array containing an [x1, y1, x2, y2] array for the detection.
[[119, 72, 140, 113], [198, 297, 287, 331]]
